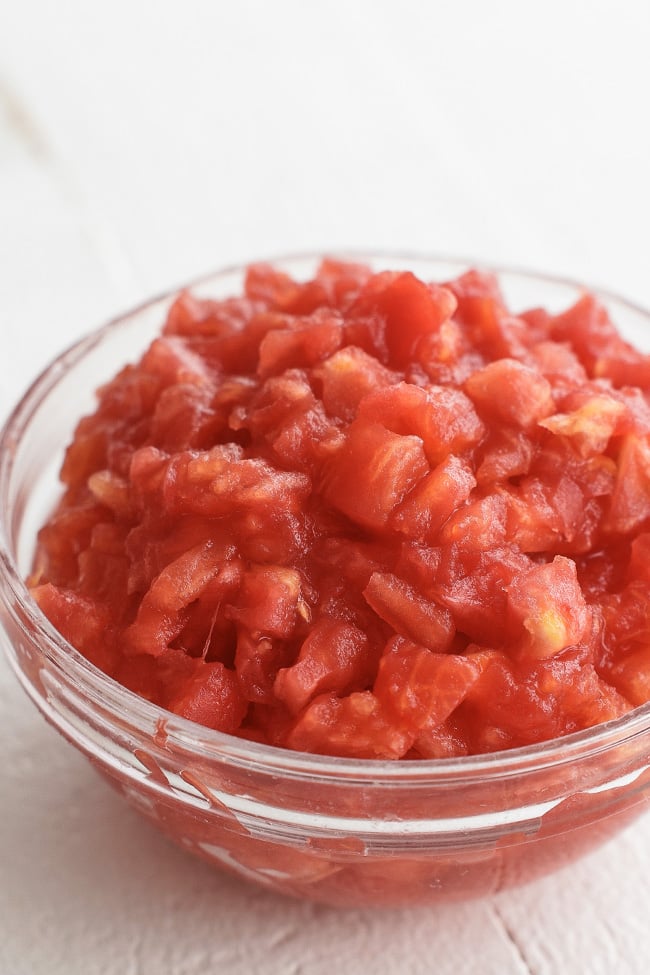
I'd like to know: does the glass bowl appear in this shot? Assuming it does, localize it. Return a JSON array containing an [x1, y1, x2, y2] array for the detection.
[[2, 253, 650, 908]]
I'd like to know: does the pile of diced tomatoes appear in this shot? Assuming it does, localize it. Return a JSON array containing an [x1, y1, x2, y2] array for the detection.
[[31, 260, 650, 757]]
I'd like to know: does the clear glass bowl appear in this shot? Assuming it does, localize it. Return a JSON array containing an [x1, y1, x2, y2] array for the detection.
[[2, 253, 650, 908]]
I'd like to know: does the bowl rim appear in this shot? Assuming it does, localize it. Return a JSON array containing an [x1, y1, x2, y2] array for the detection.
[[3, 249, 650, 784]]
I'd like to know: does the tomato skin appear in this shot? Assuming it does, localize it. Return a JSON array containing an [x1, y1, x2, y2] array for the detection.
[[33, 260, 650, 758]]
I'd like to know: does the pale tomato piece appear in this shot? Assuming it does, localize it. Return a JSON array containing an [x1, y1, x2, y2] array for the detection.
[[464, 358, 554, 428], [506, 556, 590, 659]]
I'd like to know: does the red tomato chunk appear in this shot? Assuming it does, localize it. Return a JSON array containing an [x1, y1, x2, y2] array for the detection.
[[30, 261, 650, 758]]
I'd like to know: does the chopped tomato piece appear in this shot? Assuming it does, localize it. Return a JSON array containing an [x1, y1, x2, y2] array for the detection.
[[351, 271, 457, 365], [374, 637, 481, 736], [169, 661, 247, 732], [257, 312, 343, 378], [464, 358, 554, 428], [287, 691, 411, 759], [606, 435, 650, 534], [314, 345, 399, 421], [363, 572, 454, 652], [274, 618, 373, 714], [357, 382, 484, 464], [226, 565, 305, 639], [506, 556, 590, 659], [324, 420, 429, 531], [391, 455, 476, 542]]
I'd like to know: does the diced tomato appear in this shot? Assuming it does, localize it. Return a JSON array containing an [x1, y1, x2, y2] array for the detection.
[[606, 646, 650, 706], [627, 533, 650, 583], [287, 691, 411, 759], [412, 717, 470, 759], [126, 541, 225, 657], [363, 572, 454, 652], [445, 268, 505, 324], [141, 336, 216, 386], [226, 565, 306, 639], [274, 618, 374, 714], [606, 435, 650, 534], [257, 311, 343, 378], [30, 259, 650, 758], [501, 476, 585, 553], [150, 383, 224, 453], [460, 646, 630, 752], [393, 541, 442, 593], [464, 358, 554, 428], [33, 502, 108, 588], [506, 556, 590, 659], [374, 637, 481, 736], [312, 535, 395, 592], [31, 583, 117, 674], [165, 291, 261, 338], [539, 394, 624, 458], [324, 420, 429, 531], [475, 428, 535, 485], [414, 317, 464, 382], [357, 382, 484, 464], [234, 369, 343, 471], [244, 263, 301, 309], [390, 455, 476, 542], [169, 661, 247, 732], [529, 340, 588, 390], [550, 293, 650, 387], [435, 546, 531, 646], [440, 494, 508, 551], [350, 271, 457, 366], [233, 631, 291, 704], [314, 346, 399, 421], [445, 269, 529, 359]]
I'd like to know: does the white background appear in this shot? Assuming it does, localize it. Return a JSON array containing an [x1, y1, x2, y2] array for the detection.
[[1, 1, 650, 972]]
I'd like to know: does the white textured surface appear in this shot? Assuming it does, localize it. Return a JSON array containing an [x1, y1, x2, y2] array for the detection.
[[2, 2, 650, 972]]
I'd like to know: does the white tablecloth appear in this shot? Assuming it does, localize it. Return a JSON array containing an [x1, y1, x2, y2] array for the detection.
[[2, 2, 650, 972]]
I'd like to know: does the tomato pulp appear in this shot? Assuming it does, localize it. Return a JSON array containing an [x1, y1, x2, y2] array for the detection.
[[31, 260, 650, 759]]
